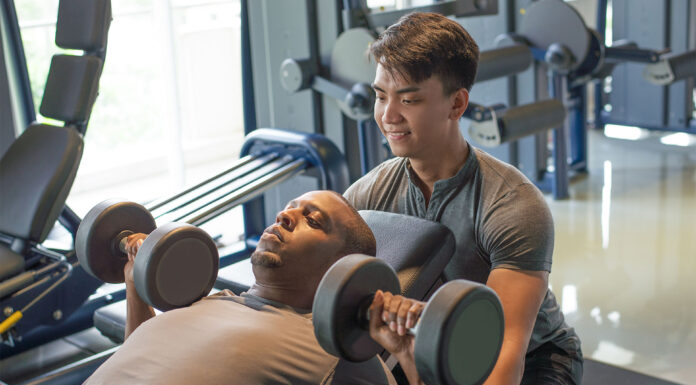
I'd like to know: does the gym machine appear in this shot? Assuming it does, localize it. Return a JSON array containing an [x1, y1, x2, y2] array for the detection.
[[0, 0, 111, 354], [595, 0, 696, 133]]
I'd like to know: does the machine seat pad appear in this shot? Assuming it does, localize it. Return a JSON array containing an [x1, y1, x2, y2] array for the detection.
[[359, 210, 455, 300], [93, 300, 128, 344], [0, 245, 24, 282]]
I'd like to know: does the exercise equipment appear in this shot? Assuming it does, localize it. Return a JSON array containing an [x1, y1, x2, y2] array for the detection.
[[145, 128, 349, 229], [76, 200, 218, 311], [0, 0, 111, 350], [313, 254, 504, 385]]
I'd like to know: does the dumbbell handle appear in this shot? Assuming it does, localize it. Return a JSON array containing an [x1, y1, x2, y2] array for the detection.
[[113, 230, 137, 256]]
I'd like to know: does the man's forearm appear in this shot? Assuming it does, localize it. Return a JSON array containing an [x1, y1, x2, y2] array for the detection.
[[482, 345, 525, 385], [124, 284, 155, 340], [394, 351, 426, 385]]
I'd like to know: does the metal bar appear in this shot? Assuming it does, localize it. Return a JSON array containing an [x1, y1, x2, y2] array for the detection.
[[159, 157, 296, 224], [21, 346, 119, 385], [147, 154, 258, 212], [312, 76, 350, 103], [549, 74, 570, 200], [184, 159, 308, 226], [604, 46, 662, 63]]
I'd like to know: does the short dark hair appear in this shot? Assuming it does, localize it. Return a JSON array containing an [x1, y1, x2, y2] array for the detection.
[[370, 12, 479, 94], [329, 192, 376, 257]]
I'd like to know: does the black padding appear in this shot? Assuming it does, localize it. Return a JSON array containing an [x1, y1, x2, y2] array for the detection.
[[0, 246, 24, 282], [668, 49, 696, 82], [56, 0, 112, 52], [500, 99, 566, 143], [359, 210, 455, 299], [475, 43, 533, 83], [39, 55, 103, 123], [0, 124, 83, 242], [92, 300, 126, 343]]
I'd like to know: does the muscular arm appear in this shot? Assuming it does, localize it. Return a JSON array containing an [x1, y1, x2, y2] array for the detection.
[[123, 234, 155, 340], [484, 268, 548, 385]]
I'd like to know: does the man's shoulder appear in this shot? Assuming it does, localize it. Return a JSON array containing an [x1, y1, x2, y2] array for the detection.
[[356, 157, 407, 183]]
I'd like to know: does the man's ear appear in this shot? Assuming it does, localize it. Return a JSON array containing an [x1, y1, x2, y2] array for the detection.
[[449, 88, 469, 121]]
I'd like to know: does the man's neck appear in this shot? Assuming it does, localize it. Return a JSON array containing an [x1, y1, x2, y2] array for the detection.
[[247, 278, 315, 310], [409, 134, 469, 204]]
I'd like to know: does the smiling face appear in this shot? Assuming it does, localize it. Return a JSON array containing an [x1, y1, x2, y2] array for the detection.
[[250, 191, 356, 282], [372, 65, 467, 161]]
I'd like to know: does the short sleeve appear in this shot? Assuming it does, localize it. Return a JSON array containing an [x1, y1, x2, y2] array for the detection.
[[481, 183, 554, 272]]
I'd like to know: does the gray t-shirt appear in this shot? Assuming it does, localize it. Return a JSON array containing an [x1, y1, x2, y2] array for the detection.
[[85, 291, 395, 384], [344, 145, 581, 356]]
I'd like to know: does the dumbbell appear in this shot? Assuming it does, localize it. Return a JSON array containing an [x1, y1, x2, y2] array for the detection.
[[76, 199, 219, 311], [312, 254, 504, 385]]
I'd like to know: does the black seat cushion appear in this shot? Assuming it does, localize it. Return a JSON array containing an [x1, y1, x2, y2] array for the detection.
[[0, 124, 83, 243], [39, 55, 103, 123], [0, 245, 24, 282], [56, 0, 112, 52], [359, 210, 455, 300]]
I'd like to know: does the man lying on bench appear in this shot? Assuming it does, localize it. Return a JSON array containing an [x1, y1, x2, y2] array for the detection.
[[85, 191, 432, 385]]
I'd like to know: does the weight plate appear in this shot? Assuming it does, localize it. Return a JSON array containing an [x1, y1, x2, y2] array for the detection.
[[331, 28, 377, 119], [414, 280, 504, 385], [76, 200, 156, 283], [313, 254, 400, 362], [134, 222, 219, 311], [519, 0, 590, 71]]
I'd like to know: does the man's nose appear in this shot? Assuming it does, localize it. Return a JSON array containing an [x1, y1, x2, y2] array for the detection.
[[276, 210, 296, 230], [381, 100, 403, 125]]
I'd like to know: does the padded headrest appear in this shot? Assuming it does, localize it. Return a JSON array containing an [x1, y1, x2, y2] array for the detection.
[[0, 124, 83, 243], [39, 55, 103, 123], [359, 210, 455, 300], [56, 0, 112, 52]]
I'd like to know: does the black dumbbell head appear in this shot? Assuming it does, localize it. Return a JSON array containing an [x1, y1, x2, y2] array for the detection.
[[133, 222, 219, 312], [76, 200, 156, 283], [414, 280, 504, 385], [313, 254, 401, 362]]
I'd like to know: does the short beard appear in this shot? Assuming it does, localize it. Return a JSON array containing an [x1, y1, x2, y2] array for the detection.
[[250, 250, 284, 268]]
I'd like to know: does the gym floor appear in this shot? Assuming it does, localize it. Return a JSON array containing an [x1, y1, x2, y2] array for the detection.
[[0, 128, 695, 384], [548, 128, 696, 385]]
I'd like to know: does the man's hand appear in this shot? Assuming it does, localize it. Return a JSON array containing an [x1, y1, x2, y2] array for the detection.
[[368, 290, 426, 385], [123, 233, 147, 287], [122, 232, 154, 340]]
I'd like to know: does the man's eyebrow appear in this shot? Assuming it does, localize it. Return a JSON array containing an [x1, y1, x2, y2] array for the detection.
[[371, 84, 420, 94], [304, 203, 332, 229]]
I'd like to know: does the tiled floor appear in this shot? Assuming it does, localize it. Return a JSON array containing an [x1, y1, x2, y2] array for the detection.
[[547, 128, 696, 385]]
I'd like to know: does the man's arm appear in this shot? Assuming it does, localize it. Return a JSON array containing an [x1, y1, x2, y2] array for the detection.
[[368, 290, 426, 385], [484, 268, 548, 385], [123, 234, 155, 340]]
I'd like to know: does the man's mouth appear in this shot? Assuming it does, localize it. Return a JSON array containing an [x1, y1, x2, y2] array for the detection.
[[385, 131, 411, 140], [263, 226, 284, 242]]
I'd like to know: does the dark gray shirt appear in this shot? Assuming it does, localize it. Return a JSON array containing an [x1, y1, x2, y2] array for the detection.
[[344, 146, 581, 356], [86, 290, 395, 384]]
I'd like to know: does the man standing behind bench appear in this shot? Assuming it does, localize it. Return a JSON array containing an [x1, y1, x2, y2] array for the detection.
[[345, 12, 583, 385], [85, 190, 397, 384]]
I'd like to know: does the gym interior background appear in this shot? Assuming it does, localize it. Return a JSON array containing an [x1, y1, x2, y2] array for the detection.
[[0, 0, 694, 384]]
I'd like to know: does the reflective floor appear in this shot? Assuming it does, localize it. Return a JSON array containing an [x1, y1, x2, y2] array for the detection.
[[547, 129, 696, 385]]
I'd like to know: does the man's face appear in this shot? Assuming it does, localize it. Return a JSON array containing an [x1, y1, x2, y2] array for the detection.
[[251, 191, 352, 275], [372, 64, 462, 160]]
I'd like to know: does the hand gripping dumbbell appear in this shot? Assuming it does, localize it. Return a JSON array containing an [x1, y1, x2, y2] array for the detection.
[[312, 254, 504, 385], [76, 200, 219, 311]]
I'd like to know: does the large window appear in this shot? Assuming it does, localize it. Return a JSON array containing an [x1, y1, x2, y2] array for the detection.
[[16, 0, 246, 240]]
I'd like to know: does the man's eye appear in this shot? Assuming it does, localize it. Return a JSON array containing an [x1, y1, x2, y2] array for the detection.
[[306, 217, 321, 228]]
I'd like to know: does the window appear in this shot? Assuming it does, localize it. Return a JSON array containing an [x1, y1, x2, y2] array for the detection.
[[16, 0, 246, 242]]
